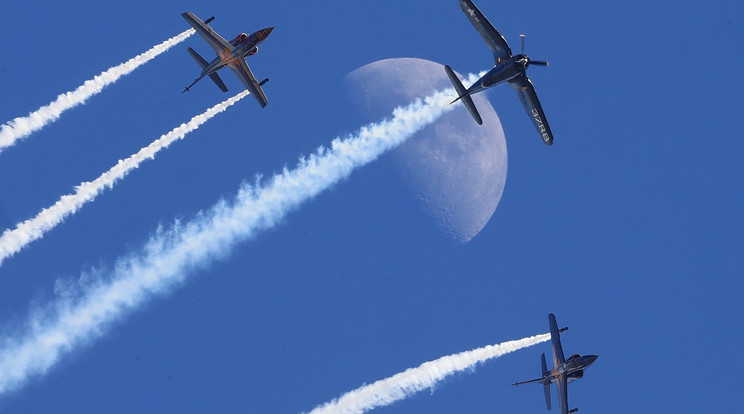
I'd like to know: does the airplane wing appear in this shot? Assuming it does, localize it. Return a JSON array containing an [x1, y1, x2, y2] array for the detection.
[[556, 372, 569, 414], [227, 58, 268, 107], [181, 12, 235, 55], [459, 0, 511, 63], [507, 74, 554, 145], [547, 313, 566, 367]]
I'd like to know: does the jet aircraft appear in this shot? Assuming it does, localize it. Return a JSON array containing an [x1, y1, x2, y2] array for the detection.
[[445, 0, 554, 145], [181, 12, 273, 108], [512, 314, 597, 414]]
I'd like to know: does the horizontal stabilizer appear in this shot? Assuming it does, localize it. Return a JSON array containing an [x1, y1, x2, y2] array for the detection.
[[187, 47, 209, 70], [444, 65, 482, 125], [208, 73, 228, 93], [187, 47, 227, 92]]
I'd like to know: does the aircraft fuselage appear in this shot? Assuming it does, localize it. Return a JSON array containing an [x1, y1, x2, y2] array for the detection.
[[467, 54, 529, 96], [200, 27, 274, 77], [553, 354, 598, 383], [531, 354, 598, 387]]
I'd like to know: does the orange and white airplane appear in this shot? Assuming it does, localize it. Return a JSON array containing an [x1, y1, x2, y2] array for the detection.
[[181, 12, 273, 108]]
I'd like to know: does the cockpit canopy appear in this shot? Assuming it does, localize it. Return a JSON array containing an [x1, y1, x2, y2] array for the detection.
[[567, 353, 581, 361]]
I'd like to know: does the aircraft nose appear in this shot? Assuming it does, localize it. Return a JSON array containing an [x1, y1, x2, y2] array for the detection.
[[586, 355, 598, 365], [258, 27, 274, 41]]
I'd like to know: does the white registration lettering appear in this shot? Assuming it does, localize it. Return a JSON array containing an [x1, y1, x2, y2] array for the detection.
[[531, 108, 543, 124]]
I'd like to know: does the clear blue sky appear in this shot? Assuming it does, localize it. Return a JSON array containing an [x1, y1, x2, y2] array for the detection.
[[0, 0, 742, 412]]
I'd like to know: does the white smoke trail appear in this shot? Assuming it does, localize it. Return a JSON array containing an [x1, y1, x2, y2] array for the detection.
[[0, 72, 483, 395], [0, 90, 249, 267], [0, 29, 195, 153], [306, 333, 550, 414]]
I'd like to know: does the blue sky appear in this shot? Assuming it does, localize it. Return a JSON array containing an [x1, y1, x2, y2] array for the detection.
[[0, 0, 742, 412]]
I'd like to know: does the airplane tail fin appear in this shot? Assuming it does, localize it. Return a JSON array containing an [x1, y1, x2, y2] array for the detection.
[[187, 47, 228, 92], [541, 353, 551, 410], [444, 65, 482, 125]]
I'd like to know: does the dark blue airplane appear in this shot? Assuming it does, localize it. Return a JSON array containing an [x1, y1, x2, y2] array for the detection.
[[512, 314, 598, 414], [181, 12, 273, 107], [445, 0, 554, 145]]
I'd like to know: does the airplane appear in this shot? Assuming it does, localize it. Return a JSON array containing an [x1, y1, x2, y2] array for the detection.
[[445, 0, 554, 145], [512, 314, 597, 414], [181, 11, 273, 108]]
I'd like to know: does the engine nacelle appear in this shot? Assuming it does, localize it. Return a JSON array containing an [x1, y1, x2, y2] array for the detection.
[[230, 33, 248, 46], [244, 46, 258, 57]]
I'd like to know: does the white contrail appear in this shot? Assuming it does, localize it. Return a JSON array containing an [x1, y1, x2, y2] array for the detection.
[[0, 28, 195, 153], [0, 90, 249, 267], [306, 333, 550, 414], [0, 73, 483, 395]]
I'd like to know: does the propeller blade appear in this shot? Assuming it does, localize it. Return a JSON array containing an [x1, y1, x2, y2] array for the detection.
[[530, 60, 549, 66], [520, 34, 525, 54]]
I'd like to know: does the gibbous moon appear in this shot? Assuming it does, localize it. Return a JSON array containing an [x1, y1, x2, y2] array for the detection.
[[345, 58, 508, 243]]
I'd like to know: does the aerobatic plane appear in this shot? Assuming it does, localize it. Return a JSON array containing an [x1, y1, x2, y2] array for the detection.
[[512, 314, 597, 414], [181, 12, 273, 108], [445, 0, 554, 145]]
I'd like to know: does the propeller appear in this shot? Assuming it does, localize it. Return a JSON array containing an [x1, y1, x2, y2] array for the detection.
[[520, 34, 549, 67], [520, 34, 525, 54]]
